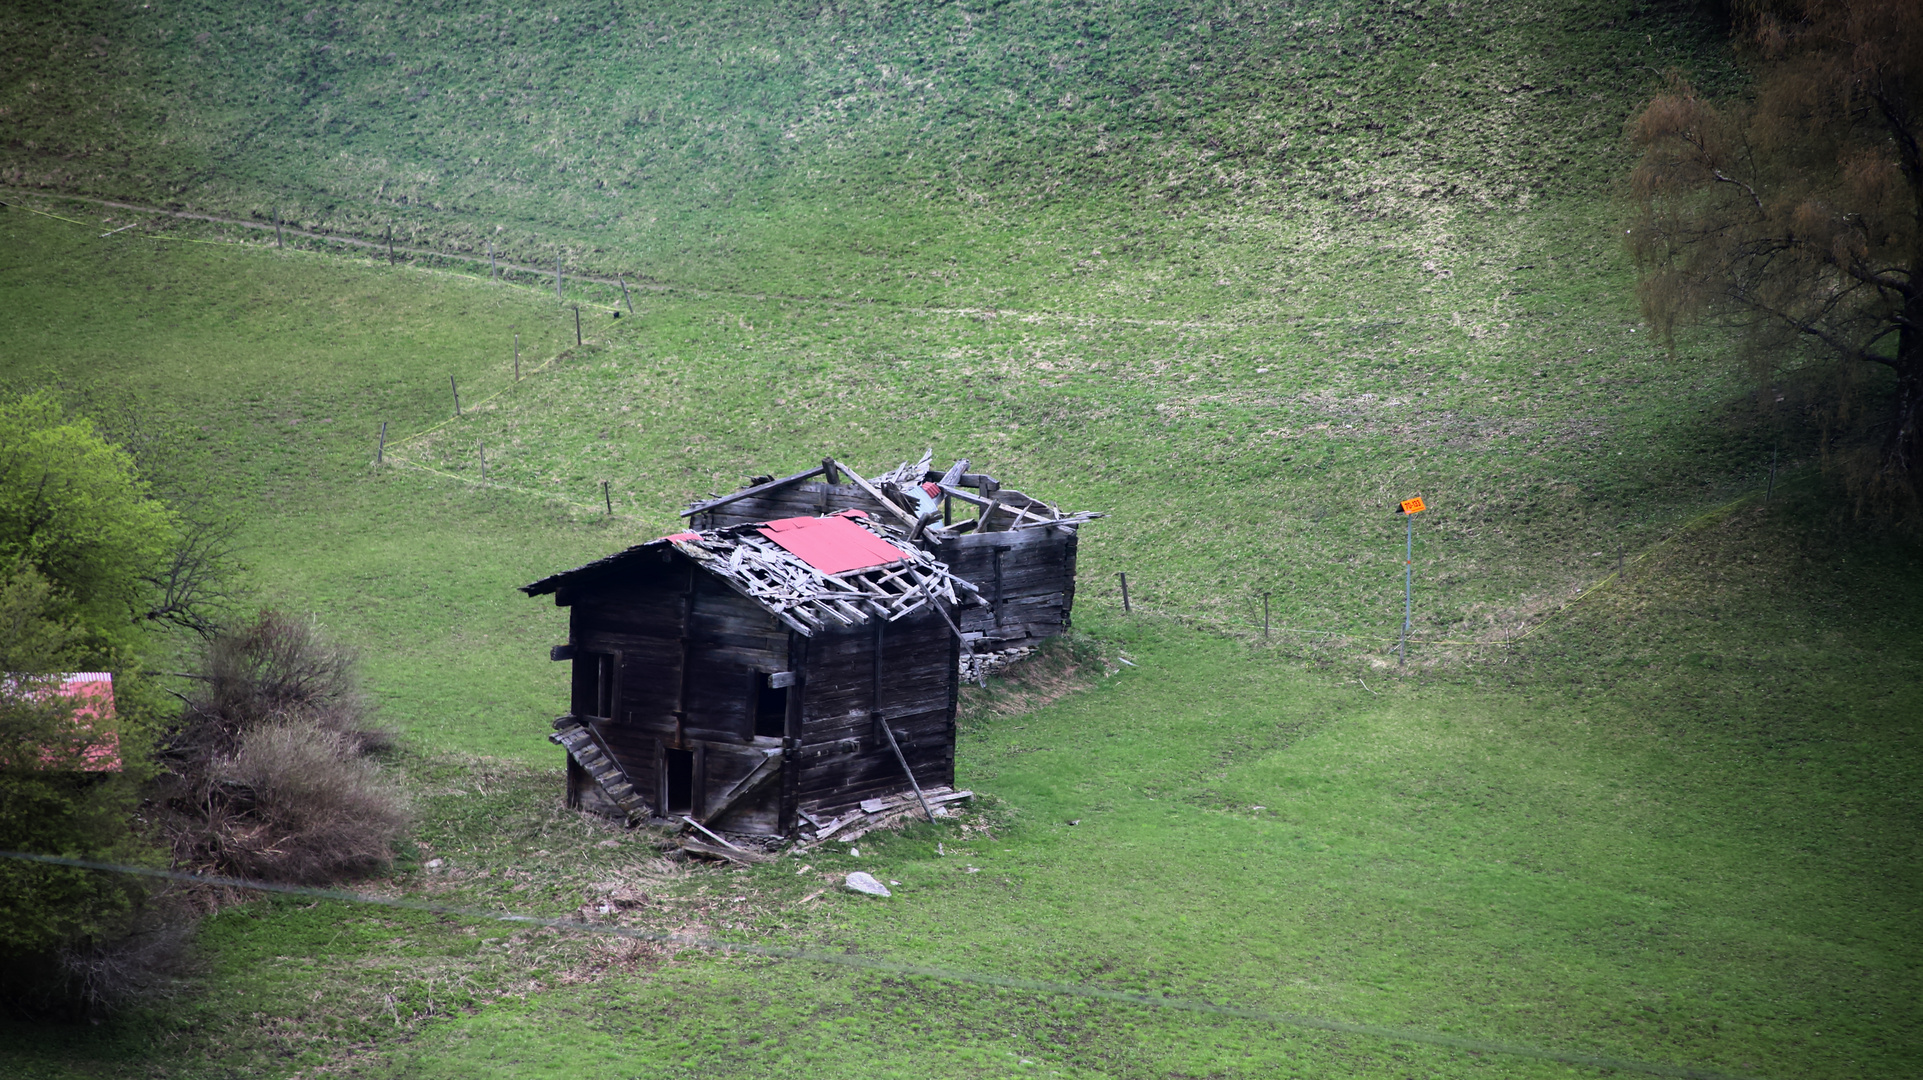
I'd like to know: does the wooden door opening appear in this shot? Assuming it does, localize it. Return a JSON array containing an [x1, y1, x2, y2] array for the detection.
[[754, 684, 788, 738], [574, 651, 616, 719], [664, 748, 694, 815]]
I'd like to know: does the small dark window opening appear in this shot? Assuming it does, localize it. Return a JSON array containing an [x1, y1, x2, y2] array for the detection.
[[664, 748, 694, 815], [754, 683, 788, 738], [573, 651, 616, 718]]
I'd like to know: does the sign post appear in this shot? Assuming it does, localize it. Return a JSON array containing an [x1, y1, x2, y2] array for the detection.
[[1395, 497, 1425, 665]]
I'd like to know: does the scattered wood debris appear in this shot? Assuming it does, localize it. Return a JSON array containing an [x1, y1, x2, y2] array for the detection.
[[793, 787, 973, 848]]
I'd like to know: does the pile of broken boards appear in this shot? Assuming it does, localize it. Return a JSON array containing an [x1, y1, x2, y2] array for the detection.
[[670, 787, 974, 865], [683, 451, 1104, 656]]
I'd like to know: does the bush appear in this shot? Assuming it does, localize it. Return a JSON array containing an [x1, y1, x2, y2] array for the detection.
[[201, 723, 410, 883], [50, 895, 199, 1019], [162, 611, 409, 883], [170, 609, 387, 760]]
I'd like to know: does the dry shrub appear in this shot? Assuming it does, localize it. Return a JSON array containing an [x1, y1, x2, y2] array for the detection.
[[52, 896, 201, 1017], [0, 894, 201, 1021], [162, 611, 409, 883], [196, 723, 411, 883], [173, 609, 389, 759]]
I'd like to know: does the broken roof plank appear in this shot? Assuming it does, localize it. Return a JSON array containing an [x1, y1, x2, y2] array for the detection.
[[832, 460, 924, 531], [681, 465, 827, 518]]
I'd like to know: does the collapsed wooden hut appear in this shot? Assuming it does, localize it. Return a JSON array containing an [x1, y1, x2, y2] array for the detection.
[[682, 454, 1102, 653], [523, 510, 978, 836]]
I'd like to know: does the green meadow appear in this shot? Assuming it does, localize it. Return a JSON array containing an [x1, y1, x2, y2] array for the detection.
[[1, 0, 1918, 1077]]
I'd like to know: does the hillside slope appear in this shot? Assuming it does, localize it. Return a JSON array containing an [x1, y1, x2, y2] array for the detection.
[[2, 0, 1737, 304], [4, 3, 1919, 1079]]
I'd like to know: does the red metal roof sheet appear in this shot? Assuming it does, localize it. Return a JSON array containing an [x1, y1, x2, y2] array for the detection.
[[755, 515, 909, 575], [58, 673, 120, 771], [0, 673, 125, 772]]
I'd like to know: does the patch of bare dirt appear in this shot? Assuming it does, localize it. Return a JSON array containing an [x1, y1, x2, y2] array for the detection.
[[958, 633, 1115, 723]]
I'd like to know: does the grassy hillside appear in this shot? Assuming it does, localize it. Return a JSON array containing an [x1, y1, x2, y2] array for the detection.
[[1, 0, 1918, 1077], [3, 183, 1917, 1080], [1, 0, 1739, 303]]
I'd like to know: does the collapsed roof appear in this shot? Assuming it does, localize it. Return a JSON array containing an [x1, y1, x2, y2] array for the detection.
[[523, 510, 982, 636], [681, 451, 1104, 541]]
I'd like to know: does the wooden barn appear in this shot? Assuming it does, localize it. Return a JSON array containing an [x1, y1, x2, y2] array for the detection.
[[522, 510, 979, 836], [682, 454, 1102, 653]]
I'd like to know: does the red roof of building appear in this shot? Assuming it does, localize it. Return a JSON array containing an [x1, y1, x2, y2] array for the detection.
[[56, 673, 120, 771], [755, 513, 910, 575], [2, 673, 122, 772]]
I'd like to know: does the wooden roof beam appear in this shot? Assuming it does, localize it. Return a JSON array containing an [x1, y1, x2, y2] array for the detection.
[[681, 464, 827, 518], [832, 459, 923, 531]]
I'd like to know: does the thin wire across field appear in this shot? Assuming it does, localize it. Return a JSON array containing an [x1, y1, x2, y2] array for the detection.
[[6, 187, 1802, 655], [0, 850, 1768, 1080]]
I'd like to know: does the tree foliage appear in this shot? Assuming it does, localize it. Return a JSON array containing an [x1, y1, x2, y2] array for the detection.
[[0, 394, 178, 646], [1628, 0, 1921, 508], [0, 396, 191, 1015], [0, 568, 155, 1014]]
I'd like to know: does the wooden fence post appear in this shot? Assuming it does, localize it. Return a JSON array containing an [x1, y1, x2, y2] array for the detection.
[[555, 255, 563, 299], [479, 441, 487, 481], [574, 304, 582, 346], [386, 226, 395, 265], [376, 421, 386, 465], [1117, 572, 1131, 614], [617, 274, 633, 313], [451, 375, 462, 417], [489, 240, 497, 281], [1263, 593, 1271, 640], [603, 480, 612, 515]]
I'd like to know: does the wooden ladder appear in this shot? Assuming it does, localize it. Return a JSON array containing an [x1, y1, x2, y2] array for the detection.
[[550, 717, 651, 826]]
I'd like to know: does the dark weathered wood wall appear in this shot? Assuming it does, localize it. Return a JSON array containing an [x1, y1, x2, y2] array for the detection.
[[566, 557, 791, 834], [934, 525, 1078, 646], [791, 607, 958, 817], [694, 481, 892, 530]]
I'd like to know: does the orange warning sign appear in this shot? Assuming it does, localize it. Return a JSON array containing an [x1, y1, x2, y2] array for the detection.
[[1399, 497, 1426, 515]]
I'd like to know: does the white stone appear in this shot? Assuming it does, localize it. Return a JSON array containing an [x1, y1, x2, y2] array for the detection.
[[844, 872, 891, 897]]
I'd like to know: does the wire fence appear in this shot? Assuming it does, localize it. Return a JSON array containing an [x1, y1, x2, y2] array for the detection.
[[1093, 469, 1807, 655], [3, 187, 1811, 660], [4, 185, 1581, 333], [0, 188, 1814, 1079], [0, 188, 657, 519], [1, 188, 646, 304]]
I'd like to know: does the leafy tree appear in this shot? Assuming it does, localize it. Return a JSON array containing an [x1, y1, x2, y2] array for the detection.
[[0, 394, 182, 1014], [0, 394, 179, 647], [1627, 0, 1921, 507], [0, 567, 156, 1015]]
